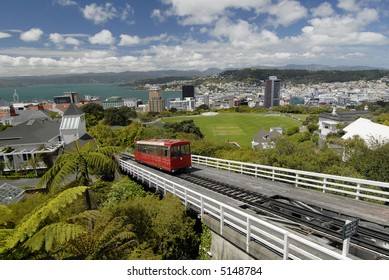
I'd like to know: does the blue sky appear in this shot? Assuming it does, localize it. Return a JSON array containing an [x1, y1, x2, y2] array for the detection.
[[0, 0, 388, 77]]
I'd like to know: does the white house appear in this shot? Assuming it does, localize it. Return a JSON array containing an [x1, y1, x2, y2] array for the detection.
[[59, 103, 87, 145], [342, 118, 389, 147]]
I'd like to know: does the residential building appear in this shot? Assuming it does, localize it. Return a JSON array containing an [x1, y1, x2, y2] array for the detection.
[[342, 118, 389, 147], [251, 127, 282, 150], [318, 107, 369, 137], [264, 76, 281, 108], [0, 118, 64, 172], [59, 103, 87, 145]]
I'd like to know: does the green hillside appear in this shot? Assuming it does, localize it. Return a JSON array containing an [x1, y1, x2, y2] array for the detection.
[[161, 113, 301, 147]]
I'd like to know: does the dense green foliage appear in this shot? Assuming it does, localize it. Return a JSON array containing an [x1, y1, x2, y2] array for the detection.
[[80, 103, 137, 127], [218, 68, 389, 84], [0, 177, 201, 260]]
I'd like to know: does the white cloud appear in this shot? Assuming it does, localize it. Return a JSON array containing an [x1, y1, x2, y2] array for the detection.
[[55, 0, 77, 6], [119, 34, 141, 46], [161, 0, 270, 25], [337, 0, 360, 12], [151, 9, 165, 23], [120, 4, 134, 23], [82, 3, 117, 25], [81, 2, 134, 25], [311, 2, 334, 17], [211, 17, 279, 48], [20, 28, 44, 42], [0, 32, 12, 39], [267, 0, 308, 27], [50, 33, 80, 47], [89, 29, 115, 45]]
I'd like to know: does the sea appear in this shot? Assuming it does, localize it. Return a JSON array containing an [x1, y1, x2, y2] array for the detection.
[[0, 83, 181, 103]]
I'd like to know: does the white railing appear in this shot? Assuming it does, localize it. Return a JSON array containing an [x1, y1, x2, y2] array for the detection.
[[191, 155, 389, 204], [119, 159, 349, 260]]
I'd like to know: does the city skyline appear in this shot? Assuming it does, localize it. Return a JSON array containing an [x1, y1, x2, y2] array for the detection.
[[0, 0, 388, 77]]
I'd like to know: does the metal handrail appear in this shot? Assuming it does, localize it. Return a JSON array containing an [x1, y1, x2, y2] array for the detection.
[[119, 159, 350, 260], [191, 155, 389, 203]]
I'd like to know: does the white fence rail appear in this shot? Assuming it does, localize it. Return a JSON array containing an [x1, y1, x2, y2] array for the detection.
[[191, 155, 389, 204], [119, 159, 349, 260]]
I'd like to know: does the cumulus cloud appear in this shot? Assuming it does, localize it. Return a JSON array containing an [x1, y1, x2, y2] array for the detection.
[[81, 2, 134, 25], [49, 33, 80, 47], [89, 29, 115, 45], [211, 17, 279, 48], [161, 0, 269, 25], [119, 34, 141, 46], [0, 32, 12, 39], [267, 0, 308, 27], [337, 0, 360, 12], [20, 28, 44, 42], [311, 2, 334, 17], [82, 3, 117, 24]]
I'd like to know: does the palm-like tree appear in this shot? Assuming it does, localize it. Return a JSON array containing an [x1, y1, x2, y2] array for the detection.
[[37, 141, 122, 209], [0, 186, 137, 260]]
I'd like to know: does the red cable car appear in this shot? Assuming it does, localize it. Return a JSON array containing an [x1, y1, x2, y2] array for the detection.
[[134, 139, 191, 172]]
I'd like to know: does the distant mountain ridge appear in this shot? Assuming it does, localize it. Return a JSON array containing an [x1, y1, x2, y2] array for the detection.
[[0, 69, 221, 87], [1, 65, 387, 87], [280, 64, 387, 71]]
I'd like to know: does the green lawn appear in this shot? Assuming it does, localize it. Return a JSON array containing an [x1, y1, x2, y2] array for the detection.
[[160, 113, 302, 147]]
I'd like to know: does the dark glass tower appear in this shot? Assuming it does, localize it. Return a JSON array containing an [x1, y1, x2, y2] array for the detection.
[[264, 76, 281, 108]]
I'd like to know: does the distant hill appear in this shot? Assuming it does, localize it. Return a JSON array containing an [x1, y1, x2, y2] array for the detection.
[[280, 64, 387, 71], [1, 65, 388, 87], [0, 69, 222, 87], [217, 67, 389, 84]]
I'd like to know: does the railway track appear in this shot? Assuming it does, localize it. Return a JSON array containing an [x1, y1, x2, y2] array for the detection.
[[177, 172, 389, 259]]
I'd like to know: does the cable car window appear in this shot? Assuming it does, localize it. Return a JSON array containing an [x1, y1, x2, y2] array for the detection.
[[171, 146, 180, 157], [162, 146, 170, 157], [181, 144, 190, 155]]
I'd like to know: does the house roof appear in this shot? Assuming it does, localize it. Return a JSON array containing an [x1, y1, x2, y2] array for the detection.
[[342, 118, 389, 146], [63, 133, 95, 152], [9, 110, 50, 126], [0, 118, 60, 147], [319, 110, 368, 122], [252, 129, 282, 143], [63, 103, 83, 116]]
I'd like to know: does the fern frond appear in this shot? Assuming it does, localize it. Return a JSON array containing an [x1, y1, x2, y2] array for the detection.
[[97, 146, 123, 157], [84, 152, 116, 172], [24, 222, 87, 252], [3, 186, 88, 251], [36, 160, 66, 189], [49, 160, 79, 191]]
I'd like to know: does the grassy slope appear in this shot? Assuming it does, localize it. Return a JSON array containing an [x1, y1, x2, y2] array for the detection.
[[161, 113, 301, 147]]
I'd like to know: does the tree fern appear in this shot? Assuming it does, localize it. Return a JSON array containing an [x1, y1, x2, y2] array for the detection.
[[24, 222, 87, 252], [2, 186, 88, 253]]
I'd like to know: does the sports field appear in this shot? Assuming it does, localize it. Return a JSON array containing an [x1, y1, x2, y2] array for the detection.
[[161, 113, 302, 147]]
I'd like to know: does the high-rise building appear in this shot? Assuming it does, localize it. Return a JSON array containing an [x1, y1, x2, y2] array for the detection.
[[148, 86, 165, 112], [54, 92, 79, 104], [264, 76, 281, 108], [182, 84, 195, 100]]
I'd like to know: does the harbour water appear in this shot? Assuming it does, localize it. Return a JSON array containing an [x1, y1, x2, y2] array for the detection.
[[0, 83, 181, 103]]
